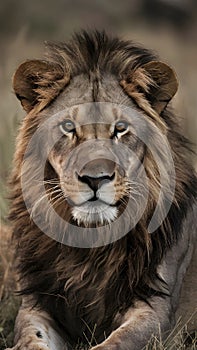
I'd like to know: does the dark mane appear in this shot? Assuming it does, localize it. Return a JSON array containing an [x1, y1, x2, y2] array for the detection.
[[9, 31, 197, 346], [46, 30, 157, 77]]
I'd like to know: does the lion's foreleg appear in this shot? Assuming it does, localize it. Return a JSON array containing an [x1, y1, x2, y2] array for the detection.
[[6, 304, 68, 350], [91, 298, 171, 350]]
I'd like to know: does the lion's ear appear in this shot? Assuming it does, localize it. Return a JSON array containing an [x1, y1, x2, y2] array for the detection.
[[121, 61, 178, 115], [142, 61, 178, 113], [13, 60, 69, 112]]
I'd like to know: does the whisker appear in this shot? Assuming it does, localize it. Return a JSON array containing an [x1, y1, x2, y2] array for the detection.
[[36, 178, 60, 185], [31, 192, 49, 218], [30, 185, 65, 218], [46, 194, 66, 220], [48, 188, 63, 198], [45, 185, 61, 194], [50, 193, 65, 207]]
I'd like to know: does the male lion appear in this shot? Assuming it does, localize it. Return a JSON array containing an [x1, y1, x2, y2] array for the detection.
[[8, 31, 196, 350]]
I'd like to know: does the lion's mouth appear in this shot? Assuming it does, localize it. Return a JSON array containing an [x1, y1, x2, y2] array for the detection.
[[66, 187, 118, 207], [87, 194, 100, 202], [71, 199, 119, 226]]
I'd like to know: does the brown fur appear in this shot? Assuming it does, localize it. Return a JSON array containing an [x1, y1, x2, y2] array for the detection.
[[9, 31, 197, 349]]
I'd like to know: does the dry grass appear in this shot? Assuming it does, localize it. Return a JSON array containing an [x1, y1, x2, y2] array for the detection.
[[75, 323, 197, 349], [0, 225, 21, 349]]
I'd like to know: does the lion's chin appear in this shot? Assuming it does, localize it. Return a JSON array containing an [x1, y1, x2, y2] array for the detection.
[[71, 201, 118, 226]]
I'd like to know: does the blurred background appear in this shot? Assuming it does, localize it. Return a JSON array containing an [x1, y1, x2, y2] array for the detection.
[[0, 1, 197, 348]]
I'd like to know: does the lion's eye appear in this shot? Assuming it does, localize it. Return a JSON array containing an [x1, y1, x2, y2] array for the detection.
[[114, 121, 128, 135], [59, 119, 76, 134]]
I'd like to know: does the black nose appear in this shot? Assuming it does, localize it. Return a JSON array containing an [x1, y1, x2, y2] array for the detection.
[[78, 174, 115, 192], [77, 159, 116, 192]]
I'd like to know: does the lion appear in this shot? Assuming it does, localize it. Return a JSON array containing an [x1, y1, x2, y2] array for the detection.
[[7, 31, 197, 350]]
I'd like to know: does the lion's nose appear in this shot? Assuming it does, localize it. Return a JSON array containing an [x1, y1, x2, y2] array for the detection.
[[78, 173, 115, 192], [77, 159, 116, 192]]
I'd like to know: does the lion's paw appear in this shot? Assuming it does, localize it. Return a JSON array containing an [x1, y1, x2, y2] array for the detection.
[[4, 338, 51, 350], [5, 345, 49, 350]]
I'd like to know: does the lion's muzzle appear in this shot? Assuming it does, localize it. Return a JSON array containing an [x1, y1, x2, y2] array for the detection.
[[67, 157, 123, 225]]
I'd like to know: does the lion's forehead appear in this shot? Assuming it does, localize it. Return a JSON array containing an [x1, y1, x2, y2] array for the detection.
[[43, 73, 133, 120], [70, 104, 117, 125]]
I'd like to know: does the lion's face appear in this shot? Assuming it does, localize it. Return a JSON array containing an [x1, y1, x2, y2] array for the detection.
[[43, 76, 145, 226]]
